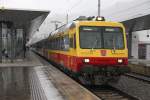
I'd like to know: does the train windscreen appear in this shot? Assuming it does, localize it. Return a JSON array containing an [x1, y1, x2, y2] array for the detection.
[[79, 26, 124, 49]]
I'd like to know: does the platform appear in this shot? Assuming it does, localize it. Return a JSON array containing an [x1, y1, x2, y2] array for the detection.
[[128, 59, 150, 76], [129, 59, 150, 67], [0, 51, 43, 67], [0, 8, 49, 63], [0, 51, 100, 100]]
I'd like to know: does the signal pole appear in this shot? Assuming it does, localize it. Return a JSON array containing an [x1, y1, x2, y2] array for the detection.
[[51, 21, 61, 30], [66, 14, 68, 24], [98, 0, 101, 16]]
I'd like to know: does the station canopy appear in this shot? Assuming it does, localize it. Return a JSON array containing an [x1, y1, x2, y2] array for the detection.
[[0, 7, 50, 39]]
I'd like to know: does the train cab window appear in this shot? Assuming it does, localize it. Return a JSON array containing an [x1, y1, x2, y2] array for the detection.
[[79, 26, 124, 49], [79, 26, 102, 49], [103, 27, 124, 49]]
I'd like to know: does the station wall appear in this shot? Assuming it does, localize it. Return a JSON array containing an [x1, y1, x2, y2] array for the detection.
[[131, 29, 150, 60], [147, 45, 150, 60]]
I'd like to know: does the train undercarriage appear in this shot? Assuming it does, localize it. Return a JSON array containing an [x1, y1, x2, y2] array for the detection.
[[77, 66, 130, 85]]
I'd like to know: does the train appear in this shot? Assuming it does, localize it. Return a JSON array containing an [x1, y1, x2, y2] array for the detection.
[[32, 16, 129, 84]]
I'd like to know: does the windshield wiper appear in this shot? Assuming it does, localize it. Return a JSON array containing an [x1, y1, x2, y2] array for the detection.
[[91, 38, 98, 51], [112, 37, 116, 53]]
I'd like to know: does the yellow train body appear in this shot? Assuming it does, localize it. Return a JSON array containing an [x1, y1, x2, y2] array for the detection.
[[36, 19, 128, 73]]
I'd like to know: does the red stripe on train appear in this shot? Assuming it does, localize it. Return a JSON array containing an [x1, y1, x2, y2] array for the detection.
[[47, 52, 128, 72]]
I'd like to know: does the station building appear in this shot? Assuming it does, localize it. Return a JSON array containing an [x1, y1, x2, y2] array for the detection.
[[103, 0, 150, 60], [0, 7, 49, 63], [123, 15, 150, 60]]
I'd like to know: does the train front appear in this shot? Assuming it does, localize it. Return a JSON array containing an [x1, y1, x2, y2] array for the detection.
[[75, 17, 128, 79]]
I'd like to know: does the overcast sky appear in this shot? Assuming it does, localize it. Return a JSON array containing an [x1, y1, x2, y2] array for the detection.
[[2, 0, 149, 44], [2, 0, 134, 15], [2, 0, 140, 22], [2, 0, 122, 11]]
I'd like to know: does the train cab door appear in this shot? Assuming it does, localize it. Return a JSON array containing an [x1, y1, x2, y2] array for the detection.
[[69, 33, 77, 71]]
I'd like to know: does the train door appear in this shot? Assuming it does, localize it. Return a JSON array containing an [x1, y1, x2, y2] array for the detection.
[[69, 32, 77, 71]]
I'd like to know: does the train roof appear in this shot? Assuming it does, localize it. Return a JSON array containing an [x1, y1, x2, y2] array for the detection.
[[75, 20, 123, 26], [50, 22, 76, 36], [49, 19, 124, 38]]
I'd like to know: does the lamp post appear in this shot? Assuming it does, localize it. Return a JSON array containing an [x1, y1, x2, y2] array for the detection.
[[66, 13, 68, 24]]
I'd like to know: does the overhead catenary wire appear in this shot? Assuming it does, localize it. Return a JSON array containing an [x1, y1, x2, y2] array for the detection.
[[108, 0, 150, 16], [64, 0, 85, 23], [66, 0, 85, 14], [107, 6, 150, 21]]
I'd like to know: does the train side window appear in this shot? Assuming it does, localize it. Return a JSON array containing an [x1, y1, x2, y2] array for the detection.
[[63, 35, 69, 51], [59, 37, 61, 50], [49, 40, 51, 49], [56, 38, 57, 49], [70, 38, 73, 48], [54, 39, 56, 49], [73, 33, 76, 49], [56, 38, 58, 49], [70, 34, 76, 49], [61, 37, 64, 50], [51, 40, 53, 49], [57, 38, 59, 50]]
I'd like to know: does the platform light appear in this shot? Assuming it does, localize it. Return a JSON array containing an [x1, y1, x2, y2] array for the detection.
[[118, 59, 123, 63], [83, 59, 90, 63]]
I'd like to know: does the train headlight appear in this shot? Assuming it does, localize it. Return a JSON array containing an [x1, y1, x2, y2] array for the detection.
[[83, 59, 90, 63], [118, 59, 123, 63]]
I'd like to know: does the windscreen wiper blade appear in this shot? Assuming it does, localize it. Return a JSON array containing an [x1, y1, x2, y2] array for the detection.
[[112, 37, 116, 53], [91, 39, 98, 51]]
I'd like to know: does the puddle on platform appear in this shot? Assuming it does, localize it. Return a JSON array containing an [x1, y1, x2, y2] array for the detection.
[[0, 67, 31, 100]]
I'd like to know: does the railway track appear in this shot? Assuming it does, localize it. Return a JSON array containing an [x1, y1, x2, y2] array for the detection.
[[35, 52, 148, 100], [124, 73, 150, 83], [107, 73, 150, 100], [86, 85, 138, 100]]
